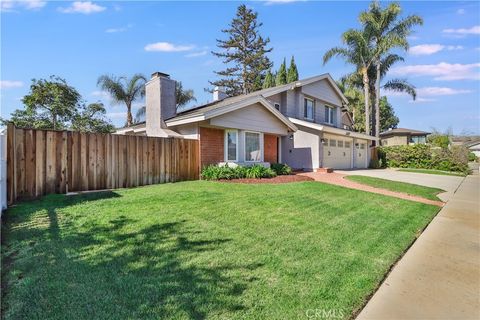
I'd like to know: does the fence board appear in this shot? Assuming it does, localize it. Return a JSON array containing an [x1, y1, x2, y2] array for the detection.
[[6, 125, 199, 204]]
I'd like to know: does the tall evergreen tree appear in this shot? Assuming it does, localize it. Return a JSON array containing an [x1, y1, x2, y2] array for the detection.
[[210, 4, 272, 96], [287, 56, 299, 83], [275, 58, 287, 86], [263, 69, 275, 89]]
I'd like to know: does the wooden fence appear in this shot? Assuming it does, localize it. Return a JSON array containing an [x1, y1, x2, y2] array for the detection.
[[6, 124, 199, 205]]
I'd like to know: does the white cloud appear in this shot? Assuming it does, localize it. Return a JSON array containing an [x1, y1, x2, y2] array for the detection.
[[409, 44, 444, 55], [144, 42, 195, 52], [409, 44, 464, 55], [416, 87, 472, 96], [105, 24, 133, 33], [264, 0, 306, 5], [0, 80, 24, 89], [185, 50, 208, 58], [58, 1, 106, 14], [1, 0, 46, 11], [443, 25, 480, 36], [392, 62, 480, 80], [457, 8, 466, 15], [409, 98, 436, 103]]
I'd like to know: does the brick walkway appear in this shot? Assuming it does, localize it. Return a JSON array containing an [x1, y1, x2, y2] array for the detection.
[[298, 172, 444, 207]]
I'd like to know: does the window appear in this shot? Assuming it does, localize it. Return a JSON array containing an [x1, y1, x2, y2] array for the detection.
[[360, 143, 365, 150], [225, 130, 238, 161], [304, 98, 314, 120], [245, 132, 262, 162], [410, 136, 426, 144], [338, 141, 344, 148], [345, 141, 351, 148], [325, 106, 335, 124], [274, 103, 280, 111], [330, 139, 336, 147]]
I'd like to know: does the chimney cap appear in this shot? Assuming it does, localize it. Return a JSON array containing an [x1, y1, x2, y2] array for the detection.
[[151, 71, 170, 79]]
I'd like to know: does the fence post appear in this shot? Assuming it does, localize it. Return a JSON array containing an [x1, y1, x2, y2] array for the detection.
[[0, 128, 7, 211]]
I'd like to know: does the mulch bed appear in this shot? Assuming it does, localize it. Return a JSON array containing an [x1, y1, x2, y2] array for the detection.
[[219, 174, 314, 184]]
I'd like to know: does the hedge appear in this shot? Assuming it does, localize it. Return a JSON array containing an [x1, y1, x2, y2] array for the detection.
[[377, 144, 469, 174]]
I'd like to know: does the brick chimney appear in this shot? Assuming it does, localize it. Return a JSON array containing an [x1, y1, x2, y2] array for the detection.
[[145, 72, 176, 136]]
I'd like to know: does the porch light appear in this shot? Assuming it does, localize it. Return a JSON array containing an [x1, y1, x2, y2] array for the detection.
[[289, 134, 294, 140], [320, 138, 326, 144]]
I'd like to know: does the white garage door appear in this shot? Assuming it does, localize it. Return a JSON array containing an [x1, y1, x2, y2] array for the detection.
[[354, 139, 368, 169], [323, 134, 353, 169]]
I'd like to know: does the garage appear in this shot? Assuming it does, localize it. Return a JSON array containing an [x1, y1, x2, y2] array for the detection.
[[354, 139, 368, 169], [323, 134, 353, 169]]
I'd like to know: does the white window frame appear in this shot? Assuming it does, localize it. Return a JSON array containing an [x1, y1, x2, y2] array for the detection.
[[244, 131, 264, 163], [304, 98, 315, 121], [325, 105, 335, 125], [224, 129, 238, 162]]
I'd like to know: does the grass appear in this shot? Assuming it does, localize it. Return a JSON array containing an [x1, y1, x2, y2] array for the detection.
[[1, 181, 440, 319], [345, 175, 445, 201], [397, 168, 467, 177]]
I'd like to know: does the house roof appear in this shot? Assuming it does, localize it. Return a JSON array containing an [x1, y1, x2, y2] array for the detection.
[[166, 95, 298, 132], [380, 128, 430, 136], [165, 73, 348, 127], [290, 118, 377, 141]]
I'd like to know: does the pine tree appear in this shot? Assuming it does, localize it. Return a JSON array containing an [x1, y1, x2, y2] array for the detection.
[[263, 69, 275, 89], [275, 58, 287, 86], [287, 56, 299, 83], [210, 4, 273, 96]]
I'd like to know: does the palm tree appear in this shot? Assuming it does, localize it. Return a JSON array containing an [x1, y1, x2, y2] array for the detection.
[[134, 81, 196, 123], [97, 74, 147, 127], [360, 1, 423, 140], [324, 29, 375, 135]]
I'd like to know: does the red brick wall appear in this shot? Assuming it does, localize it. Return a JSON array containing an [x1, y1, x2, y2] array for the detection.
[[264, 134, 278, 164], [200, 127, 224, 168]]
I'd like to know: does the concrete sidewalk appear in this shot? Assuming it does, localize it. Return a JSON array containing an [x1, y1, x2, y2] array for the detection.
[[356, 175, 480, 320]]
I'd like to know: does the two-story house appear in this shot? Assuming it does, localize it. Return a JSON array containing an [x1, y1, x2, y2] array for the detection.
[[116, 72, 376, 170]]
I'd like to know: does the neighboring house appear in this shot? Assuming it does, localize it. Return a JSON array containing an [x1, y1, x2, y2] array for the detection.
[[116, 72, 376, 170], [465, 140, 480, 157], [380, 128, 430, 146]]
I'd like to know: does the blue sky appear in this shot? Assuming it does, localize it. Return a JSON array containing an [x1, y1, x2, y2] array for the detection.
[[1, 0, 479, 134]]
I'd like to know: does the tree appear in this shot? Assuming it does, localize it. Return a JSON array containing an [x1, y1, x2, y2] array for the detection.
[[262, 69, 275, 89], [360, 1, 423, 141], [275, 58, 287, 86], [134, 82, 196, 123], [97, 74, 147, 127], [210, 4, 272, 96], [20, 76, 81, 130], [337, 80, 398, 133], [71, 103, 115, 133], [287, 56, 299, 83], [3, 108, 53, 129], [175, 82, 197, 109], [324, 29, 375, 135]]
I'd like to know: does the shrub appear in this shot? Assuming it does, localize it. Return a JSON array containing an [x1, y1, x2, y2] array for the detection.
[[270, 163, 292, 175], [201, 164, 277, 180], [378, 144, 469, 174], [468, 152, 477, 162]]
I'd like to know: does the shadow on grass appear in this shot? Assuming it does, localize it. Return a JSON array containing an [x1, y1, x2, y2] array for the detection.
[[2, 191, 259, 319]]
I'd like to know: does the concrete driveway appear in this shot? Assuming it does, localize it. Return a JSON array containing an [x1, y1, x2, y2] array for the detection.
[[356, 174, 480, 320], [335, 169, 465, 202]]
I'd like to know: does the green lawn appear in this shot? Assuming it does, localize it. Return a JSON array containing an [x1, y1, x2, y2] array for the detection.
[[345, 175, 445, 201], [1, 181, 440, 319], [397, 168, 466, 177]]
